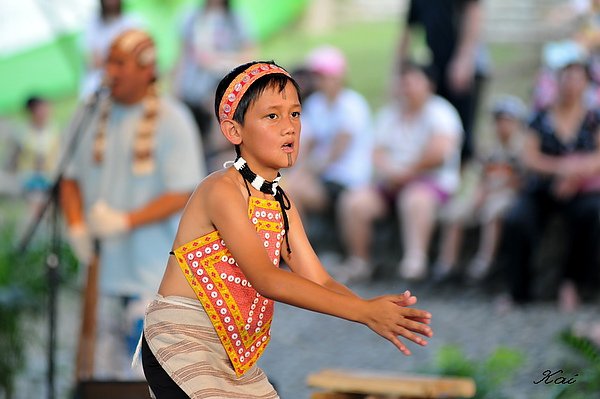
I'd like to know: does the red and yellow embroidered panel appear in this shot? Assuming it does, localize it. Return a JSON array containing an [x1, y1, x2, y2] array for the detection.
[[172, 197, 284, 376]]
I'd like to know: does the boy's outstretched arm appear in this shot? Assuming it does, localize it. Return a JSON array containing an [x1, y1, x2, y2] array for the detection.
[[208, 181, 433, 355], [280, 204, 433, 354], [278, 203, 360, 298]]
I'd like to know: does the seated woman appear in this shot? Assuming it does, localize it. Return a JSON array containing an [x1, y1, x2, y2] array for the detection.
[[498, 56, 600, 312]]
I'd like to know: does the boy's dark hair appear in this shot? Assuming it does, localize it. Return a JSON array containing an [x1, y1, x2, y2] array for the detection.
[[399, 59, 439, 87], [214, 60, 302, 125]]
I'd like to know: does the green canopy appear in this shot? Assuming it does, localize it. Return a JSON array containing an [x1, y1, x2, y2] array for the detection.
[[0, 0, 308, 115]]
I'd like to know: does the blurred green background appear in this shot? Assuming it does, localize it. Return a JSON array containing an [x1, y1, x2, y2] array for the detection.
[[0, 0, 308, 116]]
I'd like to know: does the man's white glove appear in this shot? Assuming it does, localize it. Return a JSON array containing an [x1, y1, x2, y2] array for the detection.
[[67, 224, 94, 265], [88, 200, 130, 239]]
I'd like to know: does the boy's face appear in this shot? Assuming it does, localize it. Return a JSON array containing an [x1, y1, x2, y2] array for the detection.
[[238, 81, 302, 176]]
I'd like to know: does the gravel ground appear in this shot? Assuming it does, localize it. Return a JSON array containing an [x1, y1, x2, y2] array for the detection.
[[261, 279, 599, 399], [14, 274, 599, 399]]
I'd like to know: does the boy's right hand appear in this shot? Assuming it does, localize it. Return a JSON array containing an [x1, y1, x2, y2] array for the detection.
[[363, 290, 433, 356]]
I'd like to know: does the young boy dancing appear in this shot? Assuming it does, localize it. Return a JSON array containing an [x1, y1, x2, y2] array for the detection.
[[141, 61, 433, 398]]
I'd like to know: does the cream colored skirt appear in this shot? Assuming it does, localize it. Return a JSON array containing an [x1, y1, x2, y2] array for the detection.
[[143, 295, 279, 399]]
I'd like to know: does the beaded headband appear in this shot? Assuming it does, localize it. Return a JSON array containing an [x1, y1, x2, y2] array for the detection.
[[218, 63, 291, 122]]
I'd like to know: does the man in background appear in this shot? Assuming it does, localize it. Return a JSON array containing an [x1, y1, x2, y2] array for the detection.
[[61, 29, 205, 378]]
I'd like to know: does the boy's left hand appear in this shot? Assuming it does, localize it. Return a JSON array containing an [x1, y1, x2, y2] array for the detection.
[[363, 290, 433, 356], [393, 290, 432, 325]]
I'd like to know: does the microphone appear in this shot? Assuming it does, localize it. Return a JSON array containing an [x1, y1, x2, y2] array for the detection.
[[86, 75, 111, 106]]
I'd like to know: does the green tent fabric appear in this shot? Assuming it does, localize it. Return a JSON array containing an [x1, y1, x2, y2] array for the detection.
[[0, 0, 307, 115], [127, 0, 309, 73], [0, 34, 82, 115]]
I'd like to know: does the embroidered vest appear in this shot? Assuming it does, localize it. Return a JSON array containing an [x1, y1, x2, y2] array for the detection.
[[172, 197, 284, 376]]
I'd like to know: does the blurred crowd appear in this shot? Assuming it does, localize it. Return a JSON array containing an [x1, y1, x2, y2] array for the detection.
[[1, 0, 600, 381], [287, 0, 600, 318], [285, 0, 600, 319]]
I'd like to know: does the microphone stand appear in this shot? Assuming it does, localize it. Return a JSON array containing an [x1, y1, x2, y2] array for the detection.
[[17, 86, 107, 399]]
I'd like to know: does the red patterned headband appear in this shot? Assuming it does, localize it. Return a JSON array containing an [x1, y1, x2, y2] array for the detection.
[[219, 63, 291, 122]]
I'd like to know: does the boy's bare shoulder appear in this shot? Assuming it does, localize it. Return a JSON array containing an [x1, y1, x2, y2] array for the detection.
[[194, 168, 245, 205], [175, 169, 244, 244], [197, 169, 239, 198]]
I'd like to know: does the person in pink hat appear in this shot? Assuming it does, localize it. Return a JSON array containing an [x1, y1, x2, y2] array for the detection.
[[285, 46, 374, 281]]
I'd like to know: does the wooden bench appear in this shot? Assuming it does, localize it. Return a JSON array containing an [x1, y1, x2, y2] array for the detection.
[[307, 369, 476, 399]]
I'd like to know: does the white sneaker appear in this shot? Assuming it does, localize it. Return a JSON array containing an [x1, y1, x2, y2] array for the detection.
[[330, 256, 372, 284], [345, 256, 373, 283], [466, 256, 491, 281], [398, 257, 427, 281]]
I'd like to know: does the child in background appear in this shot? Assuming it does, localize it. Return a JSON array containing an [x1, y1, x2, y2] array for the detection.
[[434, 95, 526, 282], [12, 97, 60, 218], [140, 61, 433, 398]]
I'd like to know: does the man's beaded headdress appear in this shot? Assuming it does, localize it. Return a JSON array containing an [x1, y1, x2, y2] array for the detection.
[[93, 29, 158, 175]]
